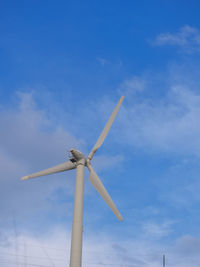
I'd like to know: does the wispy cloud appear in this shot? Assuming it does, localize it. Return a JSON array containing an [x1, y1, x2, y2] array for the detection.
[[153, 25, 200, 53], [0, 92, 82, 229], [117, 65, 200, 215], [117, 74, 200, 158], [118, 76, 146, 97], [1, 227, 200, 267], [142, 220, 175, 239], [175, 235, 200, 257], [96, 57, 109, 66]]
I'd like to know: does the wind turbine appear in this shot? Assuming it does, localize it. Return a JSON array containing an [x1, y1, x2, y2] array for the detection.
[[21, 96, 124, 267]]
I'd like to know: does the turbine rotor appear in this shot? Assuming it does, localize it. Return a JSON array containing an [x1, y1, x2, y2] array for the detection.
[[21, 96, 124, 221]]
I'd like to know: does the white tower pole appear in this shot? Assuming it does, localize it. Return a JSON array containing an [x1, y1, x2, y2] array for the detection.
[[70, 159, 85, 267], [20, 96, 124, 267]]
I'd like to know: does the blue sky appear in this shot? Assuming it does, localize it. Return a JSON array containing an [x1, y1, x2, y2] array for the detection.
[[1, 1, 200, 266]]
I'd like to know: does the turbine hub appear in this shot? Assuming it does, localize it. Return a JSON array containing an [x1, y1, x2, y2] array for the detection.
[[70, 149, 86, 163]]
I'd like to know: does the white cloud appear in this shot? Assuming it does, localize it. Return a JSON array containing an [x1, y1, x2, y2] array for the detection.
[[1, 227, 200, 267], [96, 57, 109, 66], [91, 154, 124, 172], [0, 92, 82, 228], [118, 76, 146, 97], [153, 25, 200, 53], [115, 67, 200, 213], [175, 235, 200, 257], [117, 81, 200, 157], [142, 221, 175, 239]]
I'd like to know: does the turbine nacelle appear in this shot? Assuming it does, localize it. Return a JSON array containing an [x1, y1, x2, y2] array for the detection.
[[70, 149, 86, 163]]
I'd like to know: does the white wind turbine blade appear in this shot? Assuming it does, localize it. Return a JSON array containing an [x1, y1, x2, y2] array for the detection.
[[88, 96, 124, 160], [21, 161, 76, 180], [87, 164, 123, 221]]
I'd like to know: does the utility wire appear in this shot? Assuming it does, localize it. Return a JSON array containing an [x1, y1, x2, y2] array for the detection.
[[0, 258, 139, 267], [0, 259, 50, 267], [24, 236, 28, 267], [36, 240, 56, 267], [12, 213, 19, 267], [0, 252, 68, 262], [1, 241, 151, 257]]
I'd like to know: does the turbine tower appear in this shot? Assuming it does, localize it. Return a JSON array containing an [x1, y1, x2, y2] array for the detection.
[[21, 96, 124, 267]]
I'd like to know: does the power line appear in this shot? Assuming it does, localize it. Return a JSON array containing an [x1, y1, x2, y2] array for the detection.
[[0, 259, 51, 267], [0, 252, 68, 262], [34, 237, 56, 267], [0, 253, 137, 266], [0, 258, 139, 267], [12, 213, 19, 267]]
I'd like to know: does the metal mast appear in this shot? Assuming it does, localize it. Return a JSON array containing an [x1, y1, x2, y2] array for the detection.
[[163, 254, 166, 267]]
